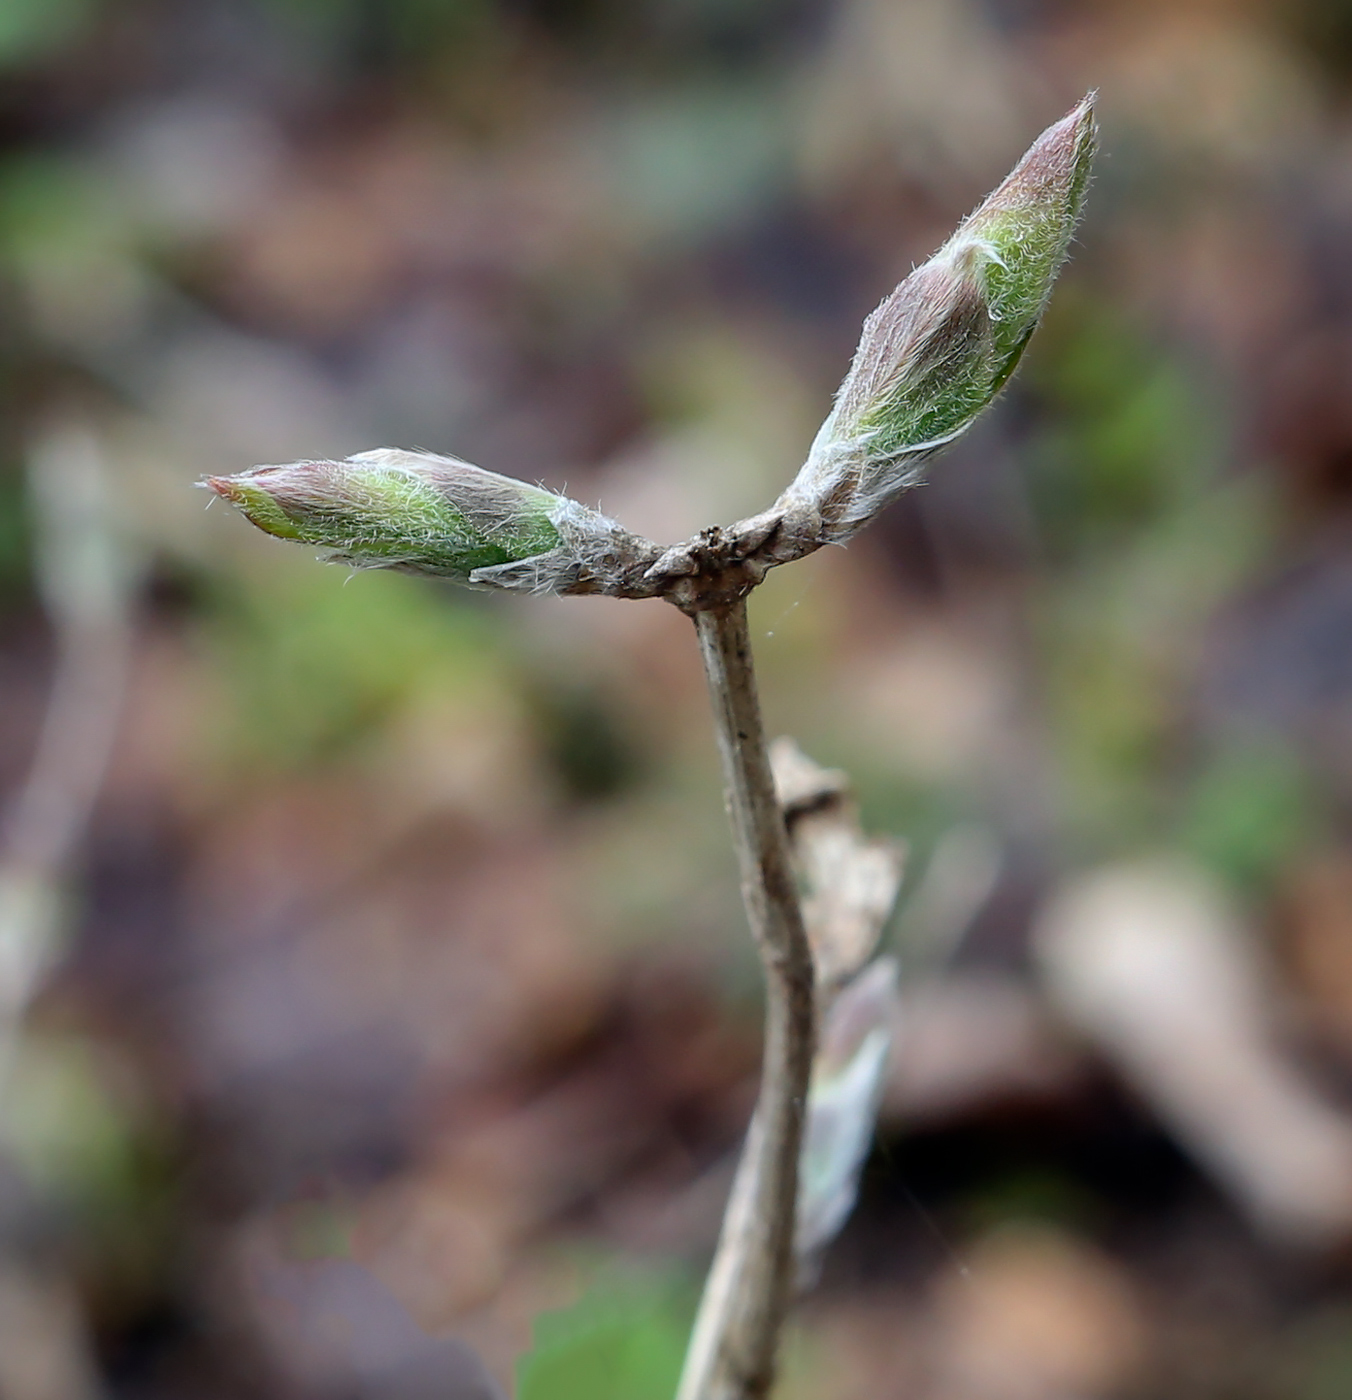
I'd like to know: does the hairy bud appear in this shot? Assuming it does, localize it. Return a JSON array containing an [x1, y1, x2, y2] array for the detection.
[[781, 94, 1096, 544], [206, 448, 655, 596], [207, 104, 1094, 606]]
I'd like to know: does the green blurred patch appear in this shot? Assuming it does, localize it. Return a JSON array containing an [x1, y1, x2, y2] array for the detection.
[[0, 154, 99, 248], [204, 564, 511, 768], [4, 1033, 139, 1203], [0, 152, 120, 288], [517, 1268, 693, 1400], [605, 80, 789, 246], [256, 0, 493, 71], [852, 772, 974, 876], [1024, 301, 1218, 566], [1046, 475, 1271, 839], [0, 151, 147, 347], [1179, 741, 1314, 892], [279, 1197, 355, 1262], [0, 0, 97, 67], [1024, 299, 1278, 850], [4, 1029, 177, 1301], [1265, 1304, 1352, 1400], [959, 1167, 1100, 1238], [0, 465, 33, 602]]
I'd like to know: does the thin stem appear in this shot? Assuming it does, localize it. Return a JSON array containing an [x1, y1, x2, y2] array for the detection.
[[677, 598, 816, 1400]]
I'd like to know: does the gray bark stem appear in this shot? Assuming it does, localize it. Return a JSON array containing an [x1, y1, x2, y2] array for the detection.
[[677, 599, 817, 1400]]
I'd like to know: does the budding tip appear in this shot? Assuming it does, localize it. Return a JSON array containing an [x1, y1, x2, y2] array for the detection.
[[1051, 90, 1096, 136], [203, 474, 240, 502], [1065, 91, 1100, 161], [200, 466, 309, 542], [1034, 91, 1098, 164]]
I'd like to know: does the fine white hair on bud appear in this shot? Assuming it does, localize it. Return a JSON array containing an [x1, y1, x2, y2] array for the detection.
[[779, 93, 1097, 545], [209, 102, 1095, 606], [206, 448, 657, 596]]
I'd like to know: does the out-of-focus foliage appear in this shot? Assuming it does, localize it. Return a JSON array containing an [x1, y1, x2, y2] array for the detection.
[[0, 0, 97, 67], [206, 566, 507, 767], [516, 1269, 691, 1400]]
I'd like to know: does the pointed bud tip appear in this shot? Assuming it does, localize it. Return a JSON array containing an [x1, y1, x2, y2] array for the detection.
[[200, 465, 313, 542], [1059, 89, 1098, 164], [203, 466, 289, 501], [1039, 91, 1097, 148], [990, 89, 1097, 208], [203, 474, 239, 501], [782, 95, 1099, 543], [1063, 90, 1097, 128]]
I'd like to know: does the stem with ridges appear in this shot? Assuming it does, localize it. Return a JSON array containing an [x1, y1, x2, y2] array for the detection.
[[678, 598, 817, 1400]]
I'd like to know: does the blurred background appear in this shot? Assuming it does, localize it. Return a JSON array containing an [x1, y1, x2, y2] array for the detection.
[[2, 0, 1352, 1396]]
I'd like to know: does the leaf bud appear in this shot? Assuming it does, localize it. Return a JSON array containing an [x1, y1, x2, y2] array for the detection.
[[781, 94, 1096, 544], [206, 448, 653, 596]]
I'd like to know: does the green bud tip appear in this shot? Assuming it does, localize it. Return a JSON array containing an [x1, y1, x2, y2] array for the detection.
[[784, 93, 1097, 541], [205, 449, 566, 585]]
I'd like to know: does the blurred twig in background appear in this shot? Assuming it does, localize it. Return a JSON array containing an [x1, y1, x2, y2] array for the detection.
[[0, 422, 137, 1400], [0, 424, 137, 1068], [1036, 860, 1352, 1249]]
